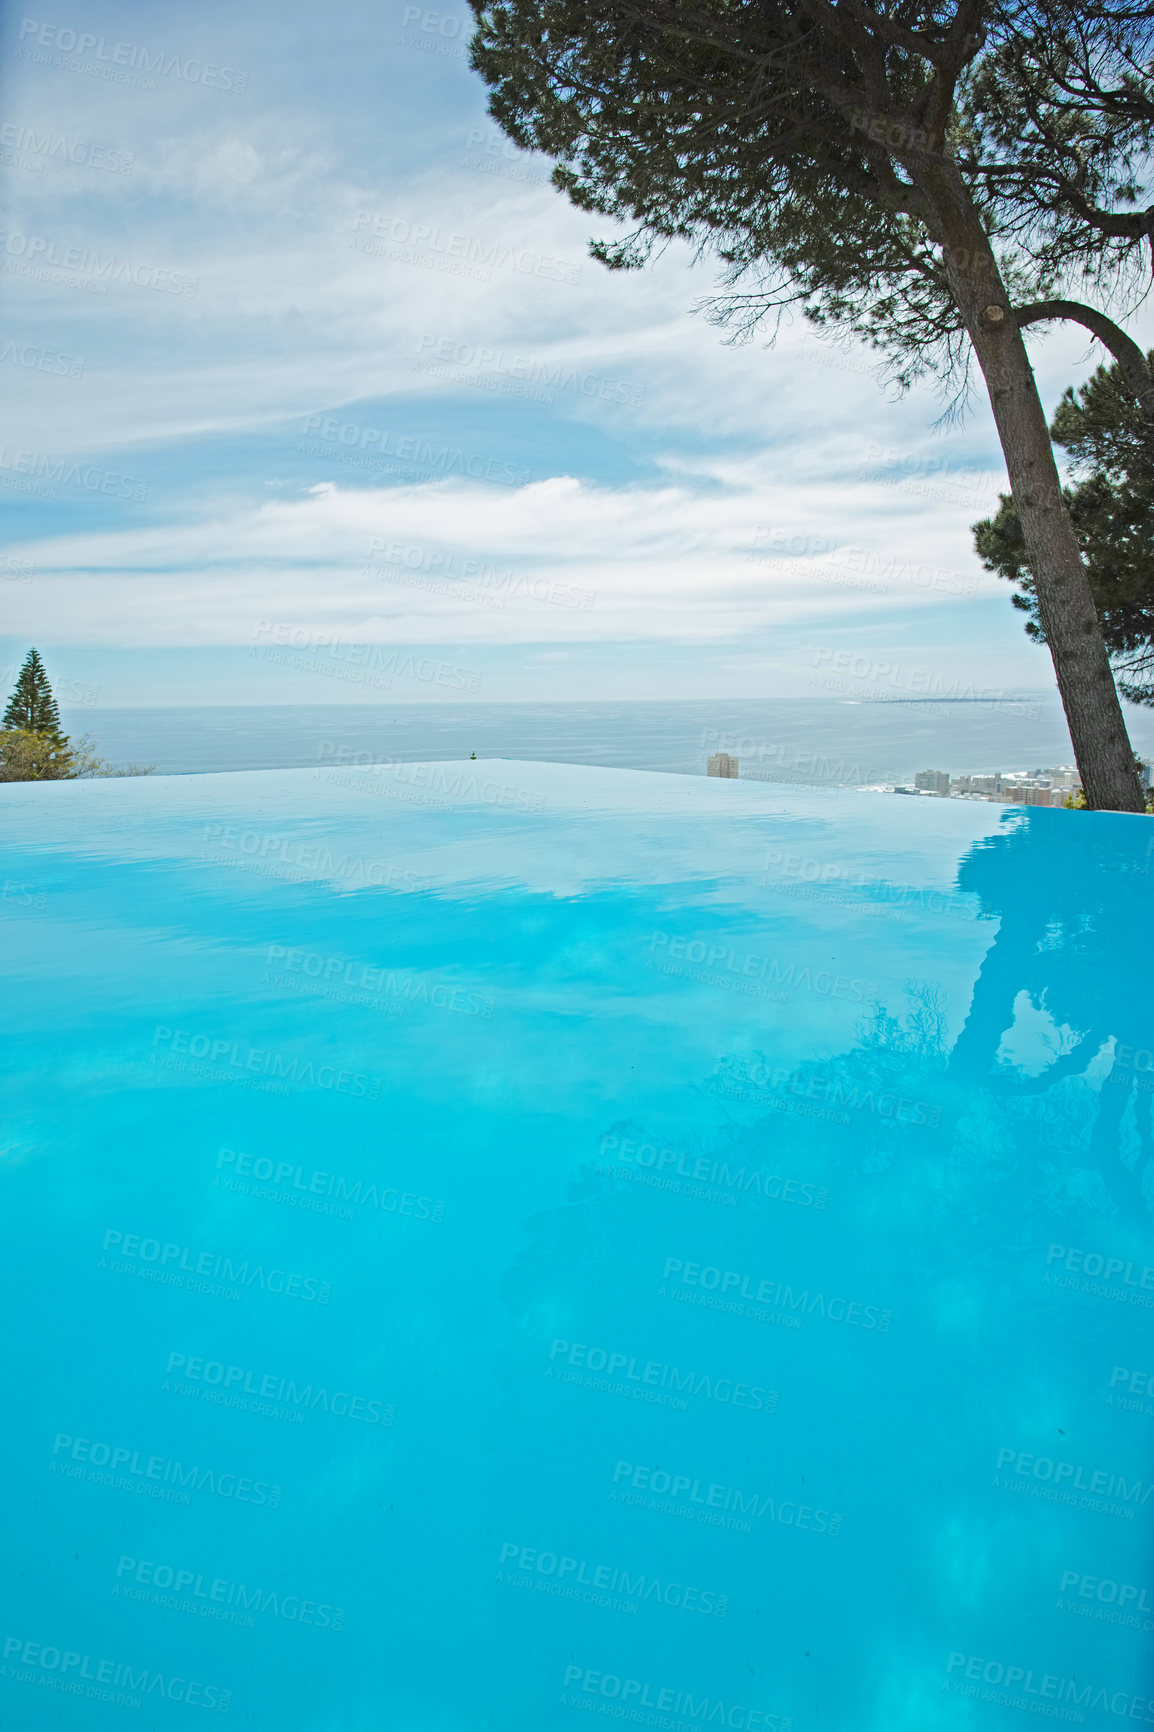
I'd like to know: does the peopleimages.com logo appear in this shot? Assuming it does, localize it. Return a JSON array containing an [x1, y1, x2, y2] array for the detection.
[[215, 1145, 445, 1223], [0, 229, 197, 295], [558, 1662, 791, 1730], [150, 1024, 382, 1099], [661, 1256, 891, 1331], [646, 931, 873, 1002], [944, 1650, 1154, 1721], [497, 1540, 729, 1617], [611, 1460, 842, 1537], [164, 1351, 391, 1425], [100, 1229, 332, 1303], [50, 1430, 282, 1508], [16, 18, 248, 92], [548, 1337, 776, 1412], [993, 1445, 1154, 1523], [1, 1635, 231, 1713], [114, 1554, 345, 1631]]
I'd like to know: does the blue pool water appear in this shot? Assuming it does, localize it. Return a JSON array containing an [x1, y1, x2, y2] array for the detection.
[[1, 760, 1151, 1730]]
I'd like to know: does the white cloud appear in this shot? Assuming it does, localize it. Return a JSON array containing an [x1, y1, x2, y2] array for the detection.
[[3, 0, 1151, 702], [4, 458, 1003, 647]]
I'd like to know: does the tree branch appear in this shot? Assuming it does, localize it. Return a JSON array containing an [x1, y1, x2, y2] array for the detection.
[[940, 0, 989, 71], [830, 0, 954, 70], [1015, 298, 1154, 413]]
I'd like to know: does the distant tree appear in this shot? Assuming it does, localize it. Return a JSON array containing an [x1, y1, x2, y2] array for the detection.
[[468, 0, 1154, 809], [2, 648, 65, 740], [974, 351, 1154, 705], [0, 729, 75, 781], [0, 729, 154, 781], [0, 654, 153, 780]]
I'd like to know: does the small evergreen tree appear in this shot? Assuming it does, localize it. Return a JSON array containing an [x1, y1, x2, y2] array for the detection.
[[2, 649, 64, 740], [0, 655, 152, 781]]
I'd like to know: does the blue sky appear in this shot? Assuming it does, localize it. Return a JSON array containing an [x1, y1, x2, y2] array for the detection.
[[2, 0, 1152, 709]]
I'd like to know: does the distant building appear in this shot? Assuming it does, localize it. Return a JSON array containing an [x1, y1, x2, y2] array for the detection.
[[1001, 784, 1065, 807], [1039, 764, 1080, 791], [890, 761, 1085, 806], [708, 753, 739, 778]]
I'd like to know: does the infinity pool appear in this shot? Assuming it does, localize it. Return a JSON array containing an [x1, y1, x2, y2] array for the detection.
[[1, 760, 1151, 1730]]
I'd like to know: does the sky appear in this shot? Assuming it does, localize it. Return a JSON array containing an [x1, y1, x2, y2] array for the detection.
[[1, 0, 1152, 711]]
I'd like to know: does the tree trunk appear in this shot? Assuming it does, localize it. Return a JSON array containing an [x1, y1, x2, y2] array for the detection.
[[919, 164, 1144, 813]]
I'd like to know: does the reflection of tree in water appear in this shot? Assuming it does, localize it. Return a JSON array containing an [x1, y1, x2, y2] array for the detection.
[[702, 807, 1153, 1235], [479, 818, 1151, 1718], [706, 984, 950, 1169], [700, 986, 975, 1286], [947, 808, 1154, 1220]]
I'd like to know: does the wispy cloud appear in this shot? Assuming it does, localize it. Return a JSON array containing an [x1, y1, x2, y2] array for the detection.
[[1, 0, 1150, 700]]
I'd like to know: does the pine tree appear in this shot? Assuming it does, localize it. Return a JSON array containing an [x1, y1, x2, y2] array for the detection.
[[2, 649, 64, 740], [973, 353, 1154, 705], [467, 0, 1154, 808]]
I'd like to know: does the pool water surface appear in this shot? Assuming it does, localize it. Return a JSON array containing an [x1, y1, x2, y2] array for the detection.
[[1, 760, 1151, 1730]]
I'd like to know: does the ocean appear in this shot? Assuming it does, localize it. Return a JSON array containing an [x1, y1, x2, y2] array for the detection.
[[61, 694, 1154, 784]]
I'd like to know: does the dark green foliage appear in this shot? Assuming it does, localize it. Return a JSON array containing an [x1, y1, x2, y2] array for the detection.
[[2, 649, 64, 740], [973, 353, 1154, 703], [957, 7, 1154, 284], [467, 0, 1154, 805], [468, 0, 1154, 385]]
